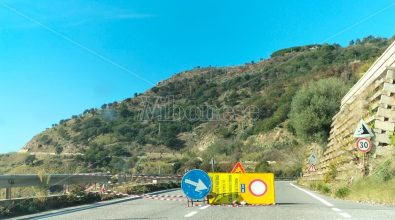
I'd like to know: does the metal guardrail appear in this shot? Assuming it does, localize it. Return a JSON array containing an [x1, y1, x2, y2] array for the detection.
[[0, 174, 182, 188], [0, 173, 182, 200], [0, 174, 112, 188], [275, 177, 298, 181]]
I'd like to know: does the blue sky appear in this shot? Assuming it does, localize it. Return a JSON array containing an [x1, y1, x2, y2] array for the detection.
[[1, 0, 395, 153]]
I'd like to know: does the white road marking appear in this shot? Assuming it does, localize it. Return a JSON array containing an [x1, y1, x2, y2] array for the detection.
[[339, 212, 352, 218], [200, 205, 210, 210], [184, 211, 198, 218], [332, 207, 341, 212], [290, 183, 334, 207]]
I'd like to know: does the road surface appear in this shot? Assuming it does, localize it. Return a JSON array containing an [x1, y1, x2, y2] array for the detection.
[[13, 181, 395, 220]]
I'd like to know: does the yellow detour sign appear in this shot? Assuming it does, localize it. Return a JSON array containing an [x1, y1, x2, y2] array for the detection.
[[208, 173, 275, 205]]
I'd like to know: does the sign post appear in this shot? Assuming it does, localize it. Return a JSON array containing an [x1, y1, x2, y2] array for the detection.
[[307, 154, 317, 173], [181, 169, 212, 206], [209, 158, 216, 172], [353, 119, 374, 176]]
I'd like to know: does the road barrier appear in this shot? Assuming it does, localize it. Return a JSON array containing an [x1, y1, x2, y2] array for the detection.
[[208, 173, 275, 205]]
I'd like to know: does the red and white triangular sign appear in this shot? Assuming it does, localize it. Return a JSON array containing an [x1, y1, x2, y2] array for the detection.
[[308, 165, 316, 173], [231, 162, 246, 173]]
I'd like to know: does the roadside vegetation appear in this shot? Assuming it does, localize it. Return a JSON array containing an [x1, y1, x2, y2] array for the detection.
[[300, 159, 395, 205]]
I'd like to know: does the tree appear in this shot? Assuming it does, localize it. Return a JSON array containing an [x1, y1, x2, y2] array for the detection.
[[55, 145, 64, 155], [119, 104, 133, 118], [39, 135, 51, 145], [255, 161, 271, 172], [289, 78, 350, 144], [24, 155, 36, 166], [110, 145, 131, 157], [83, 144, 112, 168]]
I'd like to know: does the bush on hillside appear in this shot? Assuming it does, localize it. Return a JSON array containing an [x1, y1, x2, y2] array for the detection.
[[316, 182, 331, 194], [289, 78, 349, 144], [335, 187, 350, 198], [255, 161, 272, 172], [373, 160, 393, 182]]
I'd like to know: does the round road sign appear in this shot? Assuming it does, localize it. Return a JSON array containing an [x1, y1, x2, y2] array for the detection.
[[181, 169, 212, 200], [356, 138, 372, 153], [248, 179, 267, 197]]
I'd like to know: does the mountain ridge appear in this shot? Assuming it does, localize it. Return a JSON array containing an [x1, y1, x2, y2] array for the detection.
[[15, 35, 394, 175]]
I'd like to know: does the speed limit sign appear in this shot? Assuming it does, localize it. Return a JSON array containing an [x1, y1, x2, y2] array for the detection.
[[356, 138, 372, 153]]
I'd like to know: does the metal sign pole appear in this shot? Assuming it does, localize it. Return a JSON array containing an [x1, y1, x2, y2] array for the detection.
[[362, 153, 366, 176]]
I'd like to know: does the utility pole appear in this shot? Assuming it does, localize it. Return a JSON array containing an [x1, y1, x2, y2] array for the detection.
[[6, 187, 11, 200], [210, 157, 215, 172]]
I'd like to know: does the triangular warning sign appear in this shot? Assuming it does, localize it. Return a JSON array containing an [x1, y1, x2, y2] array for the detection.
[[353, 119, 374, 138], [308, 165, 316, 173], [231, 162, 246, 173]]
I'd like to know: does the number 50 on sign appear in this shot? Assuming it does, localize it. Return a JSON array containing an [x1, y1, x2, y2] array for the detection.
[[356, 138, 372, 153]]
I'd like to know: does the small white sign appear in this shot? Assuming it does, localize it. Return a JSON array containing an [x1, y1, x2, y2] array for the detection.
[[353, 119, 374, 138], [308, 154, 317, 165]]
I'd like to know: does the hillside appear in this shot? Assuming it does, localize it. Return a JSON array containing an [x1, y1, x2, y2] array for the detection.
[[9, 36, 394, 176]]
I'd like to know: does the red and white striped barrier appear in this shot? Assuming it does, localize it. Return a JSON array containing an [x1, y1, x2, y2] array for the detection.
[[141, 194, 187, 202]]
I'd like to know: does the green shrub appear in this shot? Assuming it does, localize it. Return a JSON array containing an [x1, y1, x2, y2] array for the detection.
[[255, 161, 271, 173], [321, 185, 331, 194], [309, 182, 318, 190], [329, 164, 337, 180], [391, 131, 395, 147], [0, 206, 11, 217], [335, 187, 350, 198], [323, 164, 337, 183], [373, 160, 392, 182], [289, 78, 350, 143], [316, 182, 331, 194]]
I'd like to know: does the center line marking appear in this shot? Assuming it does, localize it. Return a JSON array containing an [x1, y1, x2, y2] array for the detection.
[[339, 212, 352, 218], [200, 205, 210, 210], [332, 207, 341, 212], [184, 211, 198, 218], [290, 183, 334, 207]]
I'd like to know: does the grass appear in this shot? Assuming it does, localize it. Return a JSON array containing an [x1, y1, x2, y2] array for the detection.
[[347, 177, 395, 204], [301, 159, 395, 205]]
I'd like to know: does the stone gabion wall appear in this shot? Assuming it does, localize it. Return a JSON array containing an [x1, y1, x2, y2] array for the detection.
[[303, 66, 395, 182]]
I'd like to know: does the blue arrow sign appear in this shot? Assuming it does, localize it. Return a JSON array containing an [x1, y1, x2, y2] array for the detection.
[[181, 169, 212, 200]]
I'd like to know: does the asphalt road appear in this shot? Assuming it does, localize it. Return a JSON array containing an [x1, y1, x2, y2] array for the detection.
[[13, 181, 395, 220]]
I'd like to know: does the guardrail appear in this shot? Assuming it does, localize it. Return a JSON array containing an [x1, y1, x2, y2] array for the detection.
[[275, 177, 298, 181], [0, 174, 182, 200], [0, 174, 111, 200], [0, 174, 112, 188], [115, 174, 182, 183]]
